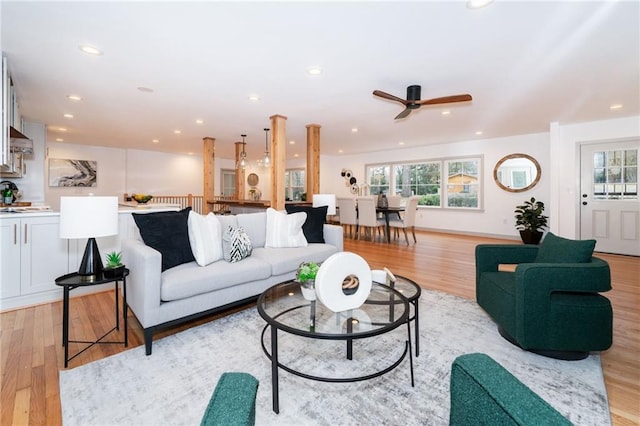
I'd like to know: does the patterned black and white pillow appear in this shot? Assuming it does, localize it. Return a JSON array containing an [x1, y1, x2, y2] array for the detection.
[[222, 226, 253, 263]]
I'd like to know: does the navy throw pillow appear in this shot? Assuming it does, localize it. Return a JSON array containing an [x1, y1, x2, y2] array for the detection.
[[284, 205, 328, 243], [535, 232, 596, 263], [133, 207, 195, 271]]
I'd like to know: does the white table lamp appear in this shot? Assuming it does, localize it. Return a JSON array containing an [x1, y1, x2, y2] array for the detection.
[[60, 196, 119, 281], [312, 194, 336, 216]]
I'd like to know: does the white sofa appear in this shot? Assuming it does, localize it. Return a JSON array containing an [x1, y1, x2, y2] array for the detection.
[[122, 211, 343, 355]]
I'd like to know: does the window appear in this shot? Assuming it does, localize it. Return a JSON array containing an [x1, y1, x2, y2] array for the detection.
[[285, 168, 305, 201], [394, 162, 441, 206], [366, 156, 482, 209], [220, 169, 235, 197], [366, 165, 390, 195], [593, 149, 638, 200], [445, 158, 480, 208]]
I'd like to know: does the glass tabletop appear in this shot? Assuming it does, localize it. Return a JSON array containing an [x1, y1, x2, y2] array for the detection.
[[257, 280, 409, 339]]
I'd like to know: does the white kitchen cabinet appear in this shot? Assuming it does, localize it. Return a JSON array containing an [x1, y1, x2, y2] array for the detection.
[[1, 207, 177, 311], [1, 218, 21, 298], [0, 216, 70, 306]]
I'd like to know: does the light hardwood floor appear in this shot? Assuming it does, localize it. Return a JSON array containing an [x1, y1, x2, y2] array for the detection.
[[1, 231, 638, 425]]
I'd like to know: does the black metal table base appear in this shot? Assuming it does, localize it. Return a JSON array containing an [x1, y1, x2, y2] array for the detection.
[[260, 306, 414, 414], [57, 271, 129, 368]]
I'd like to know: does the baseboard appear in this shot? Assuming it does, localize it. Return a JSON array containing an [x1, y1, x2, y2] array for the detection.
[[415, 227, 520, 241]]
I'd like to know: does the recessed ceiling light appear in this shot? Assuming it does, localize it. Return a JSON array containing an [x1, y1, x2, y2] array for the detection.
[[338, 149, 344, 153], [351, 128, 358, 133], [63, 113, 74, 119], [67, 94, 82, 101], [248, 95, 260, 101], [195, 119, 204, 125], [57, 127, 67, 132], [174, 130, 181, 134], [466, 0, 493, 9], [56, 138, 64, 142], [441, 110, 451, 116], [289, 140, 295, 145], [609, 104, 623, 110], [152, 139, 159, 143], [307, 66, 323, 76], [294, 154, 299, 158], [79, 44, 103, 56], [399, 141, 405, 145], [137, 87, 154, 93], [475, 131, 483, 135]]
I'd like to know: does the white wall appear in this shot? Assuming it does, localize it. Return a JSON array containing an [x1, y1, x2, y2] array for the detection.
[[320, 132, 550, 239]]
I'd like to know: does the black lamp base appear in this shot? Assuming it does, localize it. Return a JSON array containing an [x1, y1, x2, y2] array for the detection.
[[79, 237, 104, 281]]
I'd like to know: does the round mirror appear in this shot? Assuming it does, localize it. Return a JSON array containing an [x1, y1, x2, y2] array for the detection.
[[247, 173, 259, 186], [493, 153, 541, 193]]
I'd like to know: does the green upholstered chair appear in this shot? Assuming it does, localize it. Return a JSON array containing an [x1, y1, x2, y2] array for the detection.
[[450, 353, 571, 425], [200, 372, 259, 426], [475, 234, 613, 360]]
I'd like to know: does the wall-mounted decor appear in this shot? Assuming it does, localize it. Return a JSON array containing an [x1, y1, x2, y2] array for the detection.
[[49, 159, 97, 187], [340, 169, 359, 194]]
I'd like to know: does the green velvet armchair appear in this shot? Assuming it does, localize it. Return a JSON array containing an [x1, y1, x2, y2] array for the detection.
[[475, 240, 613, 360]]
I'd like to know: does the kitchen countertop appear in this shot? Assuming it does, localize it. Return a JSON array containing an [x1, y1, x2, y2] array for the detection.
[[0, 204, 181, 218]]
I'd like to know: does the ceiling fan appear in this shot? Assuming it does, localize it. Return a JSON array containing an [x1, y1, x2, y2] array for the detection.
[[373, 85, 473, 120]]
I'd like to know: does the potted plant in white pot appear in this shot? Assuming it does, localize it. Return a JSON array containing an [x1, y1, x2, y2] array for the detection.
[[103, 251, 125, 278], [296, 261, 319, 300], [514, 197, 548, 244]]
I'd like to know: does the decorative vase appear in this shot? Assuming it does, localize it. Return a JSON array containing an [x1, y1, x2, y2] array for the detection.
[[300, 280, 316, 301], [377, 194, 388, 208], [519, 230, 543, 245]]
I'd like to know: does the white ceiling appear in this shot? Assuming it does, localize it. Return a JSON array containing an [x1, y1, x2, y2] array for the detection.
[[2, 1, 639, 162]]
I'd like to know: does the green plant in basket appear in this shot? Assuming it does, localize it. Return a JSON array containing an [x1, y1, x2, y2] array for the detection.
[[296, 261, 319, 282], [105, 251, 123, 269]]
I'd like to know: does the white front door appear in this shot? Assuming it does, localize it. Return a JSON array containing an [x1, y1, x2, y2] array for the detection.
[[580, 139, 640, 256]]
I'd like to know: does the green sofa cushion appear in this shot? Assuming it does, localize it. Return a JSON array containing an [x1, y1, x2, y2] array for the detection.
[[535, 232, 595, 263]]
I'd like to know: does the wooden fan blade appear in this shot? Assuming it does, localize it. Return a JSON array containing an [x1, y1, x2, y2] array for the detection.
[[394, 108, 412, 120], [417, 94, 473, 106], [373, 90, 409, 105]]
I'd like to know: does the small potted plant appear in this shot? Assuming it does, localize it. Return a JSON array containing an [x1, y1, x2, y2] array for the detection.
[[514, 197, 548, 244], [103, 251, 125, 278], [296, 261, 319, 300]]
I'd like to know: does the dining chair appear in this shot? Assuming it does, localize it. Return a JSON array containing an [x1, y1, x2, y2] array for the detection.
[[336, 197, 357, 239], [388, 196, 420, 245], [356, 196, 386, 242], [386, 195, 402, 208]]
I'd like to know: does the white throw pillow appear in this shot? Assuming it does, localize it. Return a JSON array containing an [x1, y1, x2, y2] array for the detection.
[[187, 211, 223, 266], [265, 208, 308, 248]]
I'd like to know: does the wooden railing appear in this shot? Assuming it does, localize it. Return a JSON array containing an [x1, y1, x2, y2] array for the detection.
[[124, 193, 204, 214]]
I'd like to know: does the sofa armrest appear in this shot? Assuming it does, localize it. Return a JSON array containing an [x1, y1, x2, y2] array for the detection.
[[200, 372, 259, 426], [515, 257, 611, 296], [450, 353, 570, 425], [323, 224, 344, 252], [475, 244, 538, 280], [121, 238, 163, 327]]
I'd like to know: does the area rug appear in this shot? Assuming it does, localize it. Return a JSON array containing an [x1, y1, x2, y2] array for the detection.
[[59, 289, 610, 425]]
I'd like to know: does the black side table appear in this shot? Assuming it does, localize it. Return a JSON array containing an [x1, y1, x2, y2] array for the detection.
[[55, 269, 129, 368]]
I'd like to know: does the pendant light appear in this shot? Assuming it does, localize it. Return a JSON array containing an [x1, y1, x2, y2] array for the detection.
[[263, 128, 271, 167], [237, 134, 247, 170]]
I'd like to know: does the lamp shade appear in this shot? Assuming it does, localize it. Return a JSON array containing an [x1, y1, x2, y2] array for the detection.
[[60, 196, 119, 279], [312, 194, 336, 216], [60, 196, 119, 239]]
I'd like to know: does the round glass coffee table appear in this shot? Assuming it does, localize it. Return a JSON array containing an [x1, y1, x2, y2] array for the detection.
[[257, 280, 414, 414]]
